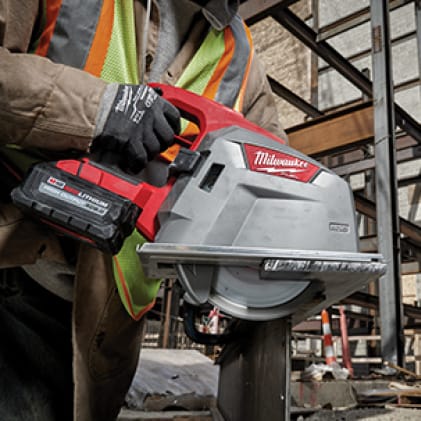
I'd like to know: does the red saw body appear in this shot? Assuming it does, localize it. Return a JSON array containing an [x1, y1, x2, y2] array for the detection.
[[10, 84, 386, 322], [10, 84, 285, 253]]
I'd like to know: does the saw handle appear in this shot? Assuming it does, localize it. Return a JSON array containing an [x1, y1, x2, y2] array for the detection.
[[80, 85, 286, 241], [150, 83, 285, 149], [19, 85, 286, 250]]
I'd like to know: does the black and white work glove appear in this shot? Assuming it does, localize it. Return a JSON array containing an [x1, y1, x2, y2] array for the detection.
[[92, 84, 180, 173]]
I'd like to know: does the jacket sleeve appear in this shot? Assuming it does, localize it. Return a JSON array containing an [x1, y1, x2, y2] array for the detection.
[[241, 52, 288, 143], [0, 1, 107, 152]]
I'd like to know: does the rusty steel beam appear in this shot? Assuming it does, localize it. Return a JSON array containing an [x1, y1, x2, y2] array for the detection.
[[287, 103, 374, 156]]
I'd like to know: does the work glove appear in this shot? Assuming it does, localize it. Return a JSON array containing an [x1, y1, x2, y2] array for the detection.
[[92, 83, 180, 173]]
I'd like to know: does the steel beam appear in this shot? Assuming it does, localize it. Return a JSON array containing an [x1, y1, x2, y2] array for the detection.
[[271, 8, 421, 144], [310, 0, 320, 108], [318, 32, 417, 75], [217, 318, 291, 421], [370, 0, 404, 367], [317, 0, 412, 42], [342, 291, 421, 321], [239, 0, 298, 23], [268, 76, 323, 118], [416, 0, 421, 87], [354, 194, 421, 247], [332, 145, 421, 176], [287, 103, 374, 156]]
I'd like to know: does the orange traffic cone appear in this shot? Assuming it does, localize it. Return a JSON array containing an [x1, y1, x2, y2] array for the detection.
[[321, 309, 336, 366]]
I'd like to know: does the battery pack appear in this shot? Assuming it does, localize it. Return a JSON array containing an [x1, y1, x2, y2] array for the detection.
[[11, 162, 140, 254]]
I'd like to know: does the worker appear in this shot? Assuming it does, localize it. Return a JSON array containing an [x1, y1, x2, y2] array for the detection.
[[0, 1, 286, 420]]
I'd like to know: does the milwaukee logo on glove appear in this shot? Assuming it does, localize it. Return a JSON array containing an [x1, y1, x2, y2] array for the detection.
[[114, 85, 158, 124], [91, 83, 180, 174], [244, 144, 320, 183]]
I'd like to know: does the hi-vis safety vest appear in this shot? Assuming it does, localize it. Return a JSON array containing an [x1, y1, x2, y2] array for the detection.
[[30, 0, 254, 320]]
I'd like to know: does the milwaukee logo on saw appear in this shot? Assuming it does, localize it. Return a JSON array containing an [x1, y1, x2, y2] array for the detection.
[[244, 144, 319, 182]]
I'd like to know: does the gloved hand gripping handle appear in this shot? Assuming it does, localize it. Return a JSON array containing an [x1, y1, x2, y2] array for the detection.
[[11, 85, 284, 253], [149, 83, 282, 150]]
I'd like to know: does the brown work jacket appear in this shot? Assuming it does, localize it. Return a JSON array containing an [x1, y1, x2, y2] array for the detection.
[[0, 1, 286, 420]]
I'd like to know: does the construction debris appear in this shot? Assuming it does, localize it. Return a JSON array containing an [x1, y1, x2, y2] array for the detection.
[[358, 381, 421, 407], [300, 362, 350, 381], [123, 349, 218, 412]]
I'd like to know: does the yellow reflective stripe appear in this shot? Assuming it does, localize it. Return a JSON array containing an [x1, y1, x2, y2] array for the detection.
[[84, 0, 115, 77], [176, 16, 252, 112], [100, 0, 138, 83], [176, 28, 226, 95], [113, 231, 161, 320]]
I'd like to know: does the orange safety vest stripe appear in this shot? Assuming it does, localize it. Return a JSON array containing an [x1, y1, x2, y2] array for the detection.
[[202, 26, 236, 101], [160, 22, 251, 162], [35, 0, 62, 57], [84, 0, 115, 77], [180, 26, 241, 136]]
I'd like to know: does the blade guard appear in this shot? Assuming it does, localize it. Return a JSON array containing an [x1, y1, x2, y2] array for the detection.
[[57, 85, 286, 241]]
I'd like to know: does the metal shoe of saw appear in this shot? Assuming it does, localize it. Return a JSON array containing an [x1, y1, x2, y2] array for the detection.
[[138, 85, 386, 323]]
